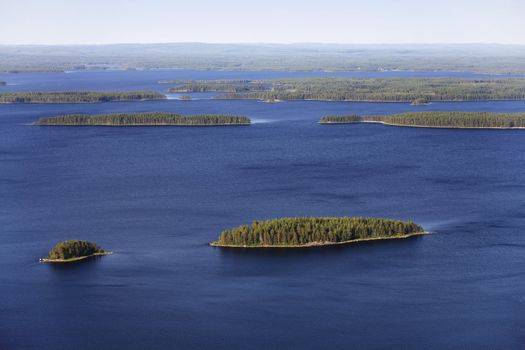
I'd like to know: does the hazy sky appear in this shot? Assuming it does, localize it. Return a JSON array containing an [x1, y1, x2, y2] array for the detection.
[[2, 0, 525, 45]]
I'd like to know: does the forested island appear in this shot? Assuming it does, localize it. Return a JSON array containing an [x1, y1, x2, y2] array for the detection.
[[210, 217, 426, 248], [35, 112, 251, 126], [0, 81, 5, 86], [215, 78, 525, 102], [0, 91, 166, 103], [40, 240, 111, 263], [320, 112, 525, 129], [168, 83, 268, 93]]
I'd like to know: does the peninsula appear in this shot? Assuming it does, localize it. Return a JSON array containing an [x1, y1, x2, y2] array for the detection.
[[320, 112, 525, 129], [40, 240, 111, 263], [34, 112, 251, 126], [0, 90, 166, 103], [210, 217, 426, 248], [214, 77, 525, 102]]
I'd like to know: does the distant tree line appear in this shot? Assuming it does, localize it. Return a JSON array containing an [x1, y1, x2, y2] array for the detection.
[[35, 112, 251, 126], [320, 112, 525, 128], [215, 78, 525, 102], [2, 44, 525, 74], [159, 79, 252, 84], [47, 240, 105, 260], [212, 217, 423, 247], [168, 83, 268, 93], [0, 91, 166, 103]]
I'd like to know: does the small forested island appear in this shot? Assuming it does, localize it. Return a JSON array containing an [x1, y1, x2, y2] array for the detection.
[[168, 83, 268, 93], [214, 78, 525, 102], [34, 112, 251, 126], [210, 217, 426, 248], [0, 90, 166, 103], [0, 81, 6, 86], [320, 112, 525, 129], [179, 95, 192, 100], [40, 240, 111, 263]]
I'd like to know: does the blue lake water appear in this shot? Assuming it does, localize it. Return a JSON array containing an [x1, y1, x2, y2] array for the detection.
[[0, 68, 521, 93], [1, 71, 525, 349]]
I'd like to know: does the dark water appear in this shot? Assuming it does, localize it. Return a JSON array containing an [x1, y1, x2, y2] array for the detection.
[[1, 72, 525, 349]]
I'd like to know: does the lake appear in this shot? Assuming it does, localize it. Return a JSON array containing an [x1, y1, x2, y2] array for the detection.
[[1, 70, 525, 349]]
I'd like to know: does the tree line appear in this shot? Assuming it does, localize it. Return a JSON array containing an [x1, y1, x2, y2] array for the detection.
[[159, 79, 252, 84], [0, 90, 166, 103], [213, 217, 423, 247], [168, 83, 268, 93], [215, 78, 525, 102], [35, 112, 251, 126], [320, 112, 525, 128]]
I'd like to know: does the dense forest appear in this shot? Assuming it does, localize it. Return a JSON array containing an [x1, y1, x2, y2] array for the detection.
[[168, 83, 268, 93], [216, 78, 525, 102], [320, 112, 525, 128], [43, 240, 107, 261], [35, 112, 251, 126], [2, 43, 525, 74], [211, 217, 424, 247], [0, 91, 166, 103]]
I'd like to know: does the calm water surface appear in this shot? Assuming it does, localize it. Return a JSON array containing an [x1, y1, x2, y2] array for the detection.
[[1, 71, 525, 349]]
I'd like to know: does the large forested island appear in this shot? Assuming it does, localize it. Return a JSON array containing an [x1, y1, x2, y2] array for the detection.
[[320, 112, 525, 129], [214, 78, 525, 103], [0, 91, 166, 103], [210, 217, 426, 248], [34, 112, 251, 126], [168, 83, 268, 93], [40, 240, 111, 263]]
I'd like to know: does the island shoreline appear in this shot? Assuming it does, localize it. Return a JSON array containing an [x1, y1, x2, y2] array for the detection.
[[210, 231, 430, 248], [319, 120, 525, 130], [35, 123, 251, 127], [40, 251, 112, 263]]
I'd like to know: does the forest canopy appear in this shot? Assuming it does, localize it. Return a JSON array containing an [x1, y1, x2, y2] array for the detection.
[[168, 83, 268, 93], [0, 91, 166, 103], [215, 78, 525, 102], [35, 112, 251, 126], [320, 112, 525, 128], [42, 240, 108, 262], [211, 217, 424, 247]]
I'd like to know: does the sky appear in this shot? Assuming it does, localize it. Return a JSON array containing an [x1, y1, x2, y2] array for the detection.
[[1, 0, 525, 45]]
